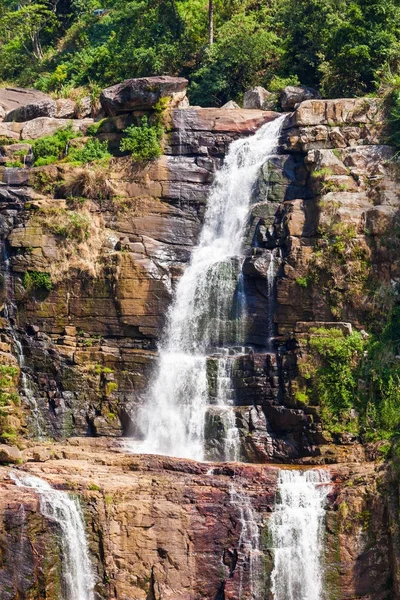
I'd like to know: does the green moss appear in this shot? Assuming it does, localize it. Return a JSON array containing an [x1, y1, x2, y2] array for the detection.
[[88, 483, 101, 491], [105, 382, 118, 396], [295, 276, 310, 288], [5, 160, 23, 168]]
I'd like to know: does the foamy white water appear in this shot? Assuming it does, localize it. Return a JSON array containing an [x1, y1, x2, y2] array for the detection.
[[11, 472, 95, 600], [230, 482, 262, 599], [131, 115, 285, 460], [270, 469, 331, 600]]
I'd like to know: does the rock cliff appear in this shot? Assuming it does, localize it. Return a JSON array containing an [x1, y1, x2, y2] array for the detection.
[[0, 81, 399, 599]]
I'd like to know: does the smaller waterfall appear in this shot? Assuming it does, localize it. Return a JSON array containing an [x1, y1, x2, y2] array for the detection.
[[270, 469, 331, 600], [14, 340, 45, 438], [230, 482, 261, 599], [266, 248, 279, 349], [11, 472, 95, 600], [214, 353, 240, 462], [2, 244, 45, 437]]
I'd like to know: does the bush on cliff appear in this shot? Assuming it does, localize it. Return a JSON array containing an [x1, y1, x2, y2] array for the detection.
[[120, 117, 162, 162], [23, 271, 53, 293], [302, 306, 400, 441], [32, 125, 80, 166], [67, 138, 111, 164]]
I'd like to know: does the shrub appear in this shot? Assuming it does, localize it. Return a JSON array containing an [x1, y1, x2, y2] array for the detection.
[[0, 365, 19, 408], [32, 125, 80, 166], [67, 138, 111, 164], [296, 276, 309, 288], [120, 117, 162, 162], [23, 271, 52, 293], [4, 161, 23, 168]]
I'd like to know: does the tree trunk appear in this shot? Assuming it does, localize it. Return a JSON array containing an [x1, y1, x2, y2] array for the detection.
[[208, 0, 214, 45]]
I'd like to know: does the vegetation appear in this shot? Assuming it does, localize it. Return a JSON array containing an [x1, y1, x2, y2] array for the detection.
[[0, 1, 400, 106], [0, 366, 19, 408], [23, 270, 53, 292], [120, 117, 162, 161], [299, 310, 400, 442], [67, 137, 111, 164], [32, 125, 79, 166]]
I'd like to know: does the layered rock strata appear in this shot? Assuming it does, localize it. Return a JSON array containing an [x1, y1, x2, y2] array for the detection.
[[0, 439, 395, 600]]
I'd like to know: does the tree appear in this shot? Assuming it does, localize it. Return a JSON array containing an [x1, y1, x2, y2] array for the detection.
[[0, 1, 58, 60], [209, 0, 213, 45]]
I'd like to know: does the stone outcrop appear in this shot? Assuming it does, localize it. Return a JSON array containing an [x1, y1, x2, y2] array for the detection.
[[100, 76, 189, 115], [243, 86, 274, 110], [0, 87, 54, 119], [280, 85, 321, 111]]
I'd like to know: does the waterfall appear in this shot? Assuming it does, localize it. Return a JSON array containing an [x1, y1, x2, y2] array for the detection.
[[266, 248, 278, 349], [230, 482, 262, 599], [1, 244, 45, 438], [11, 472, 95, 600], [270, 469, 331, 600], [130, 115, 285, 461]]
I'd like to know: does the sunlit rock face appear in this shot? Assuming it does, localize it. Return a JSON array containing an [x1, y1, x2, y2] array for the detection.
[[0, 441, 395, 600], [0, 80, 400, 600]]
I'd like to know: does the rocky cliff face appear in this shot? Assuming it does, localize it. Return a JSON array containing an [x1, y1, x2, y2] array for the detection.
[[0, 81, 399, 599], [0, 441, 396, 600]]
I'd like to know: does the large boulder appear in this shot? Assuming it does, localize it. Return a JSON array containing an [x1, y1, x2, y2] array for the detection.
[[2, 87, 57, 122], [0, 444, 22, 464], [100, 76, 188, 115], [55, 98, 78, 119], [243, 86, 274, 110], [280, 85, 321, 111], [21, 117, 94, 140], [0, 87, 53, 117]]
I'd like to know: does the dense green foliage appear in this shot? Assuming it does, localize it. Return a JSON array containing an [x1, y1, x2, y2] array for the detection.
[[23, 270, 53, 292], [302, 309, 400, 442], [120, 117, 162, 161], [32, 124, 79, 166], [31, 125, 110, 165], [67, 137, 111, 163], [1, 0, 400, 105]]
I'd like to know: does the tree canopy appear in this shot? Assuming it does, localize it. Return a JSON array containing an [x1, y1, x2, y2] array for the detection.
[[0, 0, 400, 104]]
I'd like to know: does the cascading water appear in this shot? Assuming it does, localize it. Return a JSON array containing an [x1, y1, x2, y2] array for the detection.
[[230, 482, 262, 599], [1, 243, 45, 437], [11, 472, 95, 600], [270, 469, 331, 600], [266, 248, 279, 349], [130, 115, 285, 461]]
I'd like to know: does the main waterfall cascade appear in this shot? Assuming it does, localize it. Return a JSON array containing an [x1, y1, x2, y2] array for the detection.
[[11, 472, 95, 600], [270, 469, 332, 600], [130, 115, 285, 461]]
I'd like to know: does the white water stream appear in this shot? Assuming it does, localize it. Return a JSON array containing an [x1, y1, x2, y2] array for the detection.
[[270, 469, 331, 600], [131, 115, 284, 460], [11, 472, 95, 600], [230, 482, 262, 599]]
